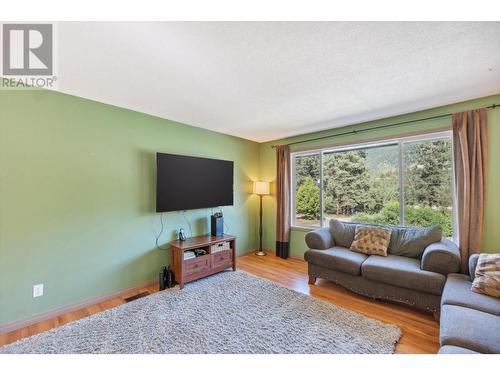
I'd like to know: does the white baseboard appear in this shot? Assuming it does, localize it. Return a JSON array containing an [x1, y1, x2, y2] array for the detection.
[[0, 279, 157, 335]]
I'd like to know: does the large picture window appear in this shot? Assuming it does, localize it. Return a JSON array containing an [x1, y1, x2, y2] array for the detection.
[[291, 131, 456, 237]]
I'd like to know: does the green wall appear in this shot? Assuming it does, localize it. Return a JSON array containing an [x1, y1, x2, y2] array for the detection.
[[259, 94, 500, 259], [0, 89, 260, 325]]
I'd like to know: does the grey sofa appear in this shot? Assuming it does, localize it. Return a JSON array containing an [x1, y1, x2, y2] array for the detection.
[[304, 219, 461, 313], [438, 254, 500, 354]]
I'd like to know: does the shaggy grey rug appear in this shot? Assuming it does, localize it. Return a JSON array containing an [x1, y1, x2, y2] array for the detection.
[[0, 271, 401, 354]]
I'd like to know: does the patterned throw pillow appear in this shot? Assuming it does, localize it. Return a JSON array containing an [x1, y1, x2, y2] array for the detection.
[[471, 253, 500, 298], [350, 226, 391, 256]]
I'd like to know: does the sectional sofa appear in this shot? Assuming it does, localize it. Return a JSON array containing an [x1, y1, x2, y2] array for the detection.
[[304, 219, 500, 354], [439, 254, 500, 354]]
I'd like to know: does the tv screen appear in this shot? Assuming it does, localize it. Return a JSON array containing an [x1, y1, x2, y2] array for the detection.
[[156, 153, 234, 212]]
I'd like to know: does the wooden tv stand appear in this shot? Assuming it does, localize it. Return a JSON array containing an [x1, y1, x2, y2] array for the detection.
[[170, 234, 236, 289]]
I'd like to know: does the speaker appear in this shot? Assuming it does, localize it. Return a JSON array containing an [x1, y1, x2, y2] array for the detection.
[[159, 266, 175, 290], [211, 214, 224, 236]]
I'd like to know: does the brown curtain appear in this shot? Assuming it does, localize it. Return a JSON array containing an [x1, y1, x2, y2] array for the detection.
[[275, 144, 291, 259], [452, 108, 488, 273]]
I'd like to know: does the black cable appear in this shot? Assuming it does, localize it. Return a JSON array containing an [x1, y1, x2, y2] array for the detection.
[[182, 210, 193, 238], [155, 212, 169, 250], [217, 206, 229, 233]]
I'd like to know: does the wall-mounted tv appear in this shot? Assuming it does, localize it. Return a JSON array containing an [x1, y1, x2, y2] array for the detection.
[[156, 153, 234, 212]]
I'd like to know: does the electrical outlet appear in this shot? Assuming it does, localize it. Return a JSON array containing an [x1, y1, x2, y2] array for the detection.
[[33, 284, 44, 298]]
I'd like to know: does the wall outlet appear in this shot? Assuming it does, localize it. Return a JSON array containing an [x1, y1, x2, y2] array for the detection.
[[33, 284, 44, 298]]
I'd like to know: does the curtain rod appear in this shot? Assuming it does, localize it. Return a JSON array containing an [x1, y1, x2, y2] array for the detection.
[[271, 103, 499, 149]]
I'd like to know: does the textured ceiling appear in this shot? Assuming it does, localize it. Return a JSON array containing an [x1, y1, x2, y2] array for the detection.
[[54, 22, 500, 142]]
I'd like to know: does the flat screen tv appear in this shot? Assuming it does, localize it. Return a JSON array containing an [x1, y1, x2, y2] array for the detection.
[[156, 153, 234, 212]]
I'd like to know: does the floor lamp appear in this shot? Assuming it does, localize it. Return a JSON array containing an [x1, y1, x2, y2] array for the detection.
[[254, 181, 270, 256]]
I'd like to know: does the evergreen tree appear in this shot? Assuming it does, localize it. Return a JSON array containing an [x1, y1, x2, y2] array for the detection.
[[295, 154, 319, 186], [293, 139, 453, 235], [404, 139, 452, 207], [295, 176, 320, 220], [323, 150, 372, 216]]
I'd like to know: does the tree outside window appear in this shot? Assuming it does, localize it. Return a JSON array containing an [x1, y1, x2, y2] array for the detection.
[[292, 133, 455, 237]]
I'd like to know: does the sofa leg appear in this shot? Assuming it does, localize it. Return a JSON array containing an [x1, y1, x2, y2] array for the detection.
[[308, 275, 317, 285], [433, 311, 440, 322]]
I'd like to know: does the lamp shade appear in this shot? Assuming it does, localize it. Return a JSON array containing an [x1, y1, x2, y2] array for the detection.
[[254, 181, 270, 195]]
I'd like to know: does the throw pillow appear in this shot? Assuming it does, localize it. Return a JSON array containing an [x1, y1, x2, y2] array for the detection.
[[350, 226, 391, 256], [471, 253, 500, 298]]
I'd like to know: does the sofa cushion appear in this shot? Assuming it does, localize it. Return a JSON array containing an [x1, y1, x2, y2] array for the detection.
[[304, 247, 368, 276], [442, 273, 500, 316], [350, 226, 391, 256], [440, 304, 500, 354], [329, 220, 357, 248], [361, 254, 446, 295], [471, 253, 500, 298], [438, 345, 480, 354], [328, 219, 442, 259], [388, 225, 442, 258]]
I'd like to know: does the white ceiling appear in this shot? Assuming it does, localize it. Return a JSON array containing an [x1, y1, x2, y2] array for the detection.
[[54, 22, 500, 142]]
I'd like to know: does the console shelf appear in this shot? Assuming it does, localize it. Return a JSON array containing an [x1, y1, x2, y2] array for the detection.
[[170, 234, 236, 289]]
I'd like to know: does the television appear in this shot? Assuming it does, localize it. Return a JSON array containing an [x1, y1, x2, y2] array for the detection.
[[156, 153, 234, 212]]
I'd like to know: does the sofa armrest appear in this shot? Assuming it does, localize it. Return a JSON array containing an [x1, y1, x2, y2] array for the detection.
[[468, 254, 480, 281], [305, 227, 333, 250], [421, 239, 460, 276]]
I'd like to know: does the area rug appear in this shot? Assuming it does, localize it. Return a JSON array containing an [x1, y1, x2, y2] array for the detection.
[[0, 271, 402, 354]]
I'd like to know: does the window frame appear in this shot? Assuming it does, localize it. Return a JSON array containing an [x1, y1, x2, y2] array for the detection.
[[290, 131, 456, 238], [291, 150, 322, 230]]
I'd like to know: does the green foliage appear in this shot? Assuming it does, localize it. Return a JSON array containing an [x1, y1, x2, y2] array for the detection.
[[365, 170, 399, 213], [296, 177, 320, 220], [351, 201, 400, 226], [405, 205, 453, 237], [323, 151, 372, 216], [294, 139, 454, 235], [352, 201, 453, 237], [404, 139, 453, 207], [295, 155, 319, 186]]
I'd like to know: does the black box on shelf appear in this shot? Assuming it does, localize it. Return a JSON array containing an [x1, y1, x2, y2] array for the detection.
[[211, 214, 224, 236]]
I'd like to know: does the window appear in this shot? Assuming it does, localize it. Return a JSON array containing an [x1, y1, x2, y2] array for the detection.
[[292, 153, 320, 227], [291, 132, 456, 238]]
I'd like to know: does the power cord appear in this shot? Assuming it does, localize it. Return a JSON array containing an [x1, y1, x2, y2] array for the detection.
[[155, 212, 170, 250], [182, 210, 193, 238], [217, 207, 230, 233]]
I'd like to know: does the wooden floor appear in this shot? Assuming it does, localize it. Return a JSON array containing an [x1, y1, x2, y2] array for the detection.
[[0, 253, 439, 353], [237, 254, 439, 354]]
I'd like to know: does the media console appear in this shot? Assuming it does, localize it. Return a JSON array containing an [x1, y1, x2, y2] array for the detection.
[[170, 234, 236, 289]]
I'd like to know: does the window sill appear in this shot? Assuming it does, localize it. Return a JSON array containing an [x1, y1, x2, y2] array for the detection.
[[291, 226, 319, 232]]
